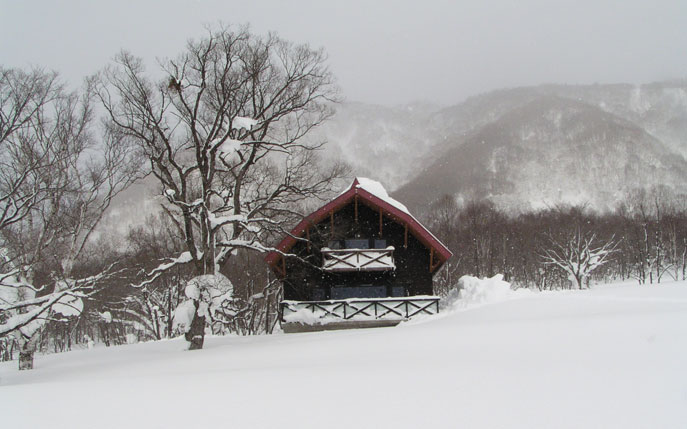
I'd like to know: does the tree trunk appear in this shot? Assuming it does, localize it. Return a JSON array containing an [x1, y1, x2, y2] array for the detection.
[[166, 288, 174, 338], [185, 302, 206, 350], [18, 344, 34, 370], [264, 293, 270, 335]]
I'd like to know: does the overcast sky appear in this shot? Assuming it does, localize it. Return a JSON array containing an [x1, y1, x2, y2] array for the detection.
[[2, 0, 686, 106]]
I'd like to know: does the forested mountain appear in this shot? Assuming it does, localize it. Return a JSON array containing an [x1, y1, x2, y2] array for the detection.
[[316, 81, 687, 212], [395, 95, 687, 211]]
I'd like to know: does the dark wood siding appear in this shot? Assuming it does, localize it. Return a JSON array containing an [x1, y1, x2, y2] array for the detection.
[[282, 200, 434, 301]]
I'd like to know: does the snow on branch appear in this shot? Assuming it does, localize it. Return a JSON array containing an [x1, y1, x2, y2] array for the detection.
[[217, 239, 272, 253], [207, 212, 281, 235], [231, 116, 258, 131], [0, 262, 123, 338], [0, 291, 72, 337], [132, 251, 196, 289]]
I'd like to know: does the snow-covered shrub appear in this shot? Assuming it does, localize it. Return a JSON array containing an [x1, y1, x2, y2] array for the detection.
[[172, 274, 235, 341]]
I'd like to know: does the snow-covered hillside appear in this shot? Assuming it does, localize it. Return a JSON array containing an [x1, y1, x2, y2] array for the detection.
[[327, 81, 687, 212], [395, 94, 687, 211], [2, 281, 686, 429]]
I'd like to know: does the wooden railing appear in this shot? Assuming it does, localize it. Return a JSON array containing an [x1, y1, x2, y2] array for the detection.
[[321, 247, 395, 272], [280, 296, 439, 324]]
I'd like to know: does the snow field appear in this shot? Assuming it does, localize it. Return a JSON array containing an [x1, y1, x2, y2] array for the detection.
[[2, 280, 686, 429]]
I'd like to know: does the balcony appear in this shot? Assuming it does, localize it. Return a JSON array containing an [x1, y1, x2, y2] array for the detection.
[[321, 246, 395, 272]]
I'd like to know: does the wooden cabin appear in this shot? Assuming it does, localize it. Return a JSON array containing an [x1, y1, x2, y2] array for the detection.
[[265, 178, 452, 332]]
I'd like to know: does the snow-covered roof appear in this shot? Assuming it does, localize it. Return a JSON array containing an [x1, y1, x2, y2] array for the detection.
[[354, 177, 409, 214], [265, 177, 452, 272]]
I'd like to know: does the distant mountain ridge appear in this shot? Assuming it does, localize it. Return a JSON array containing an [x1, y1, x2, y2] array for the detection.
[[395, 95, 687, 211], [316, 81, 687, 212]]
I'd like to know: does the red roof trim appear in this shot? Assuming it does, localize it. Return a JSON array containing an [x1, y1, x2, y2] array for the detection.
[[264, 180, 453, 269]]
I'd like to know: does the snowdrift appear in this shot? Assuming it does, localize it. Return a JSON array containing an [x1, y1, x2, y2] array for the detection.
[[442, 274, 532, 310]]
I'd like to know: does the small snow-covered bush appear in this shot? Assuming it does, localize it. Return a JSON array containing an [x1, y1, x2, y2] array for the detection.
[[172, 274, 234, 339]]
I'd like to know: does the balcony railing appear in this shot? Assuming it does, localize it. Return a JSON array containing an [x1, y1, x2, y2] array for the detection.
[[321, 246, 395, 272], [280, 296, 439, 325]]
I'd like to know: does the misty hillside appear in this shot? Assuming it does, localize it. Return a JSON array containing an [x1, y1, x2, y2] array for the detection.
[[318, 81, 687, 211], [430, 81, 687, 155], [538, 81, 687, 157], [311, 102, 444, 188], [394, 95, 687, 211]]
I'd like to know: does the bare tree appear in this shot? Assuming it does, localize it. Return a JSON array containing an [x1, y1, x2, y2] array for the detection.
[[0, 67, 62, 230], [97, 26, 345, 349], [0, 67, 139, 369], [540, 228, 616, 289]]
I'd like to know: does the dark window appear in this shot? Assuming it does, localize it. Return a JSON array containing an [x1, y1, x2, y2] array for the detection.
[[310, 288, 327, 301], [373, 239, 387, 249], [345, 239, 369, 249], [390, 285, 406, 297], [331, 285, 386, 299], [327, 240, 343, 249]]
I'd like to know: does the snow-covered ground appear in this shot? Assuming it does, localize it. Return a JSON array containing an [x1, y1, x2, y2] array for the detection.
[[2, 280, 686, 428]]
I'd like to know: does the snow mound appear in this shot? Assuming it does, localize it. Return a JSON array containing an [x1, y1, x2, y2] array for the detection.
[[459, 274, 515, 305], [443, 274, 532, 310]]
